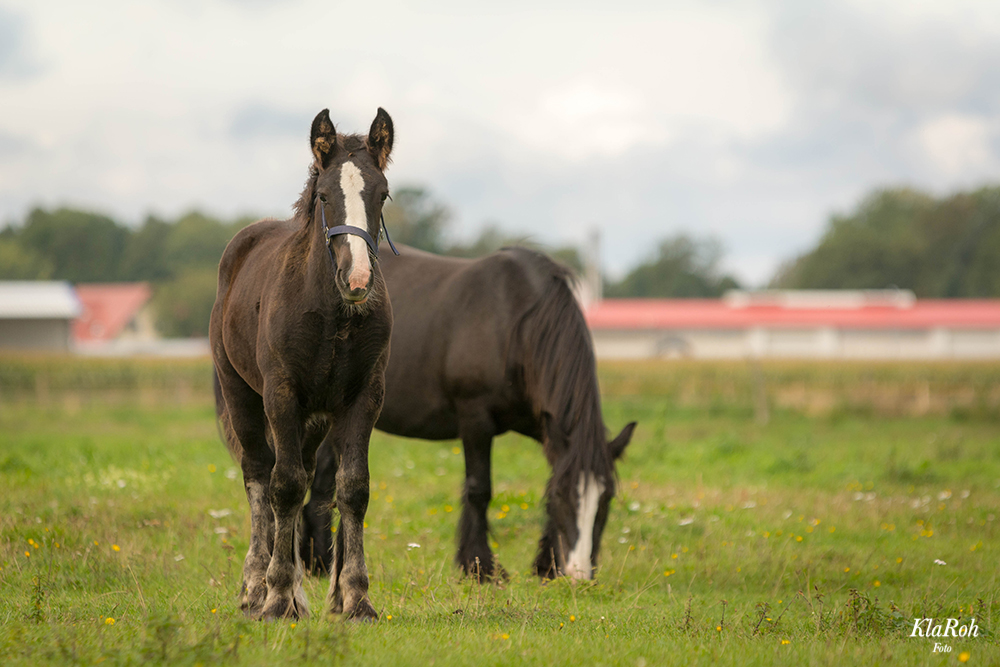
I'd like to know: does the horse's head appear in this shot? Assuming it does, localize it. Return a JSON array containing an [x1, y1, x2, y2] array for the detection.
[[309, 107, 393, 304], [535, 421, 636, 581]]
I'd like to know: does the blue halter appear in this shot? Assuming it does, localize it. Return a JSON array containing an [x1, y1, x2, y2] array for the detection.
[[321, 203, 399, 263]]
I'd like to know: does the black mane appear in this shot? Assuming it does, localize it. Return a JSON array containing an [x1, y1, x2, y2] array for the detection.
[[511, 248, 612, 482]]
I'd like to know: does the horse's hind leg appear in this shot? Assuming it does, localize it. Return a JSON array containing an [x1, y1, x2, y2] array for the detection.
[[300, 434, 338, 575], [456, 409, 503, 581], [217, 366, 274, 618]]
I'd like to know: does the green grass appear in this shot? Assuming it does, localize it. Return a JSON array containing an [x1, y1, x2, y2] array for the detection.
[[1, 358, 998, 665]]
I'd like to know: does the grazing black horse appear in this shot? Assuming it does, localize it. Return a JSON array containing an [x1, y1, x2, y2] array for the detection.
[[301, 245, 635, 581], [211, 107, 394, 620]]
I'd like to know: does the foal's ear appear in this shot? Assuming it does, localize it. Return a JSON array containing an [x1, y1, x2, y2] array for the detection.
[[608, 422, 637, 460], [367, 107, 393, 170], [310, 109, 338, 170]]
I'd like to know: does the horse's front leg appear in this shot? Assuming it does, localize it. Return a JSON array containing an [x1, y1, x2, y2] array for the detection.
[[325, 393, 380, 620], [259, 383, 324, 621]]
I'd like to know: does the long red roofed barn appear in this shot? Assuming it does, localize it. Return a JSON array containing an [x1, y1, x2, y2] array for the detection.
[[584, 290, 1000, 359]]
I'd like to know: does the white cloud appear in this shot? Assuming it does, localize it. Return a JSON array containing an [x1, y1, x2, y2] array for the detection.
[[3, 0, 1000, 284], [914, 114, 996, 179]]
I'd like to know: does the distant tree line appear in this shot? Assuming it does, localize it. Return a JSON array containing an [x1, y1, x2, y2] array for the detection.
[[772, 186, 1000, 296], [0, 208, 253, 337], [4, 183, 998, 337], [0, 191, 591, 337], [383, 187, 741, 298], [381, 187, 586, 271]]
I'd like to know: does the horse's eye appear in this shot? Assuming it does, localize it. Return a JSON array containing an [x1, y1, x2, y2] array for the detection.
[[319, 194, 328, 203], [380, 193, 388, 203]]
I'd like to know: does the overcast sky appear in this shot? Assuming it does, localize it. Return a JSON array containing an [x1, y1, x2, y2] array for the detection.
[[3, 1, 1000, 284]]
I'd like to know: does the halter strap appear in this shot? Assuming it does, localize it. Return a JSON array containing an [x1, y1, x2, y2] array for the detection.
[[321, 204, 400, 262], [326, 223, 379, 256]]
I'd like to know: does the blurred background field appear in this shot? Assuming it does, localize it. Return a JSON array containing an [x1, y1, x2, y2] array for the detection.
[[1, 357, 998, 665], [5, 355, 1000, 418]]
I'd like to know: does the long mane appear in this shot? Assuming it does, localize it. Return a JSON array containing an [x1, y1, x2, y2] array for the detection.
[[511, 250, 612, 481], [292, 164, 319, 224]]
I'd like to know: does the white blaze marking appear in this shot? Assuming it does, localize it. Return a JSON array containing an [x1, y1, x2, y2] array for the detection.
[[564, 472, 604, 580], [339, 161, 371, 291]]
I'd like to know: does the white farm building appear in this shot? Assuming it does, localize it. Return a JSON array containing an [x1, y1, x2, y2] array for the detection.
[[0, 281, 82, 352]]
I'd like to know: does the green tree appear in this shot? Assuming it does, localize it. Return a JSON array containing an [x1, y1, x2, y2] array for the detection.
[[0, 237, 53, 279], [151, 268, 218, 338], [382, 187, 450, 253], [772, 186, 1000, 297], [119, 216, 173, 282], [162, 211, 251, 272], [605, 235, 740, 297], [0, 206, 255, 337], [17, 208, 129, 282], [445, 223, 584, 273]]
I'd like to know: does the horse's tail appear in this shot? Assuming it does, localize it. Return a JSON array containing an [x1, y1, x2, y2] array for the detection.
[[508, 248, 608, 471], [212, 365, 224, 419], [212, 366, 242, 464]]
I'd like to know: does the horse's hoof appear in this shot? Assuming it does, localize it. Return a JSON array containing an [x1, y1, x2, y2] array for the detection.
[[460, 555, 506, 583], [241, 582, 267, 618], [326, 590, 344, 615], [345, 598, 378, 621], [260, 594, 306, 621], [242, 605, 263, 620]]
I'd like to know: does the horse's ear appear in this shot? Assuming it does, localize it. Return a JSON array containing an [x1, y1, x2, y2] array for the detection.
[[367, 107, 393, 170], [311, 109, 337, 170], [608, 422, 636, 460]]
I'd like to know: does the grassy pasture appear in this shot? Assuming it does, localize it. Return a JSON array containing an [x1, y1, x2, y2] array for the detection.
[[1, 356, 998, 665]]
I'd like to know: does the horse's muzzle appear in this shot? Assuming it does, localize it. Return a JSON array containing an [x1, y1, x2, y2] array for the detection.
[[337, 269, 373, 304]]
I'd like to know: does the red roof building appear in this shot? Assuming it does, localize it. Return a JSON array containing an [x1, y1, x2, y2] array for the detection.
[[73, 283, 155, 343], [584, 291, 1000, 359]]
